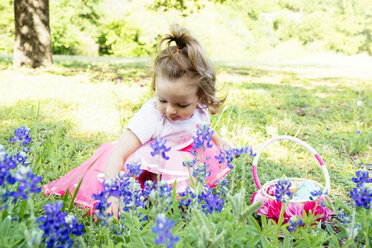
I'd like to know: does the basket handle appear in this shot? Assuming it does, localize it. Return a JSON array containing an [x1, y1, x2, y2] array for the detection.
[[252, 135, 330, 193]]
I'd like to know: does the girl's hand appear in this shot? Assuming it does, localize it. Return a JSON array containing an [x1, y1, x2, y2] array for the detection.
[[106, 196, 120, 217], [93, 196, 120, 222]]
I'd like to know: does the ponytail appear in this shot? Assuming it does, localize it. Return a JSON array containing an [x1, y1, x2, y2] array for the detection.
[[153, 25, 225, 114]]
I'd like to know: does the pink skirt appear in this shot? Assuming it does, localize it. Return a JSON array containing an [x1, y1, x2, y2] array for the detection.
[[43, 141, 230, 213]]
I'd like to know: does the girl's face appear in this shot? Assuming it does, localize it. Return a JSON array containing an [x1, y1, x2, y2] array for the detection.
[[155, 75, 200, 122]]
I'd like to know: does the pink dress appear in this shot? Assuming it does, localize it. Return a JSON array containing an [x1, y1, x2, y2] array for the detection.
[[43, 98, 230, 213]]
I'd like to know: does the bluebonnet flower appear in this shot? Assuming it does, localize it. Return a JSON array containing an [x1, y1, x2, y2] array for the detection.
[[143, 180, 155, 199], [215, 145, 256, 169], [215, 148, 234, 169], [65, 214, 84, 236], [125, 160, 143, 177], [0, 190, 12, 209], [309, 189, 323, 200], [0, 153, 17, 186], [192, 124, 214, 151], [350, 185, 372, 209], [157, 181, 172, 198], [350, 170, 372, 209], [352, 170, 372, 187], [93, 171, 151, 218], [138, 212, 149, 222], [337, 212, 352, 224], [37, 202, 83, 248], [274, 179, 293, 202], [216, 178, 229, 195], [193, 163, 211, 184], [182, 158, 197, 168], [179, 187, 196, 211], [152, 213, 179, 248], [92, 190, 111, 218], [198, 187, 224, 215], [288, 217, 303, 232], [11, 166, 42, 202], [13, 151, 30, 166], [9, 126, 32, 146], [150, 137, 171, 160]]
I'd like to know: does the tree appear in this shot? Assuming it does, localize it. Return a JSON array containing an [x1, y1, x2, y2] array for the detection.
[[13, 0, 52, 68]]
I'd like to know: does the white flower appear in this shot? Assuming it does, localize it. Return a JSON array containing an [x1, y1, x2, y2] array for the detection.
[[357, 101, 362, 106]]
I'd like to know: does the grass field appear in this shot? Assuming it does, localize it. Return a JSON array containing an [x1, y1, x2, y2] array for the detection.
[[0, 54, 371, 246]]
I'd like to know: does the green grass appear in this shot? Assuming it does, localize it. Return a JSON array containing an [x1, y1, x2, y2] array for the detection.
[[0, 55, 371, 246]]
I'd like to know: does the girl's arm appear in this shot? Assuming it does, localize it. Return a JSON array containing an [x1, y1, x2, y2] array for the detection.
[[211, 132, 231, 149], [104, 129, 141, 217], [105, 129, 141, 180]]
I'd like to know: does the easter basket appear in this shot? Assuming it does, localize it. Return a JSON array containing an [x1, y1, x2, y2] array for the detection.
[[251, 136, 334, 223]]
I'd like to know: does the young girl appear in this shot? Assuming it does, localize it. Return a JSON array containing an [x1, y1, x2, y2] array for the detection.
[[43, 25, 231, 217]]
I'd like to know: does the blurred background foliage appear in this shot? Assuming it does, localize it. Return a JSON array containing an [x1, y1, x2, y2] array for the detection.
[[1, 0, 371, 60]]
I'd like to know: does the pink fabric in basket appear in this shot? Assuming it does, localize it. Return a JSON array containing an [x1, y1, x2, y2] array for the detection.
[[251, 190, 334, 223]]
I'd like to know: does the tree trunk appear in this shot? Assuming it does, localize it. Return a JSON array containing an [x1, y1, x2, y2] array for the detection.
[[13, 0, 52, 68]]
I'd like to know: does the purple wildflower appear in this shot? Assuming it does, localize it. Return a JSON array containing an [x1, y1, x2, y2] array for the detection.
[[192, 124, 214, 151], [182, 158, 197, 168], [150, 137, 171, 160], [13, 151, 30, 166], [125, 160, 143, 177], [350, 170, 372, 209], [198, 187, 224, 215], [288, 217, 303, 232], [192, 163, 211, 184], [179, 187, 196, 210], [0, 153, 17, 186], [143, 180, 155, 199], [9, 126, 31, 146], [337, 212, 352, 224], [152, 214, 179, 248], [274, 179, 293, 202], [11, 166, 42, 202], [309, 190, 323, 200], [215, 145, 256, 169], [37, 202, 84, 248], [217, 178, 229, 195], [352, 170, 372, 187], [157, 181, 172, 198], [350, 185, 372, 209], [215, 148, 234, 169], [92, 190, 111, 219]]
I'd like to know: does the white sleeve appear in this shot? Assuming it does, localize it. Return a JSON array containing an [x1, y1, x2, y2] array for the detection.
[[127, 99, 161, 144]]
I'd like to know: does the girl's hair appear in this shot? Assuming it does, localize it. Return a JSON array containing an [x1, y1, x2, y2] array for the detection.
[[152, 25, 225, 114]]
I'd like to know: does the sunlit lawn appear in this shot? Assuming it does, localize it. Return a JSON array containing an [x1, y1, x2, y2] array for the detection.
[[0, 55, 371, 246]]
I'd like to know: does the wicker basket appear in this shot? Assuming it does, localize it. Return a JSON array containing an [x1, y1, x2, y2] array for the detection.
[[251, 136, 333, 223]]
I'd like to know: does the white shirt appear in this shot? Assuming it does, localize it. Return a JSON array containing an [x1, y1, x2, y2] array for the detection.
[[127, 98, 210, 150]]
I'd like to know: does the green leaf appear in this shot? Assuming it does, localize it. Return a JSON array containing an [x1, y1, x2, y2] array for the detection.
[[67, 176, 84, 213], [248, 216, 261, 233], [0, 216, 11, 236], [283, 235, 291, 248], [240, 201, 263, 221], [61, 187, 70, 212], [330, 234, 340, 248], [325, 223, 334, 235]]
